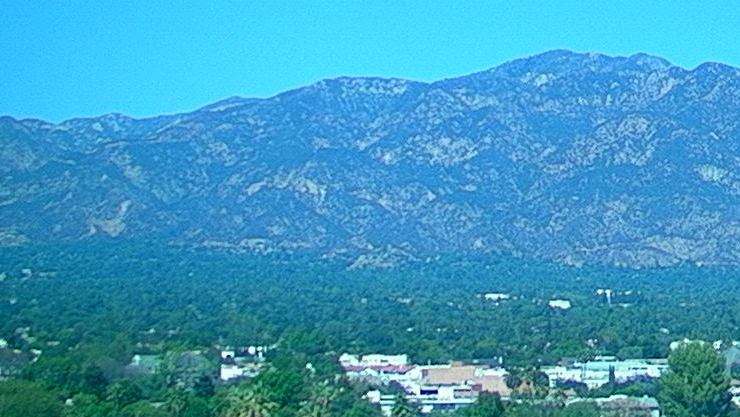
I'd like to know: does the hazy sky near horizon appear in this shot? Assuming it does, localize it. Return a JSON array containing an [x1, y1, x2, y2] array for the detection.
[[2, 1, 739, 122]]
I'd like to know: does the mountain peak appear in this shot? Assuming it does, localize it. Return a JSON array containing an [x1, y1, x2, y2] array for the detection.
[[491, 50, 676, 78], [691, 61, 740, 76], [627, 53, 672, 70], [307, 76, 424, 97], [198, 96, 257, 113], [0, 115, 19, 125]]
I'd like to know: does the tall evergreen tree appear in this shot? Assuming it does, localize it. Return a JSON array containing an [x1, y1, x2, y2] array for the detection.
[[659, 342, 731, 417]]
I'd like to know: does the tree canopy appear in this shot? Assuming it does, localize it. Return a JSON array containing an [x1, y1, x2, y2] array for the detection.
[[0, 380, 62, 417], [660, 342, 731, 417]]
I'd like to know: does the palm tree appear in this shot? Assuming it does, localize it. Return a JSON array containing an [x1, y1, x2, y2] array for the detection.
[[164, 390, 188, 417], [296, 382, 340, 417], [221, 385, 278, 417], [297, 401, 326, 417]]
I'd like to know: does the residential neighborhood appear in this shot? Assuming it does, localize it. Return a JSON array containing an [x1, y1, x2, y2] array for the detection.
[[340, 341, 740, 416]]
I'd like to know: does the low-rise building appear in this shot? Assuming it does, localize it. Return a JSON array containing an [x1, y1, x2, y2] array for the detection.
[[724, 346, 740, 374], [217, 347, 265, 382], [419, 364, 511, 397], [361, 354, 409, 366], [220, 362, 261, 382], [340, 353, 409, 367], [350, 356, 512, 415], [548, 299, 572, 310], [343, 363, 416, 385], [340, 353, 415, 385], [542, 357, 668, 389], [339, 353, 360, 367], [126, 354, 162, 376], [483, 293, 511, 302], [366, 389, 477, 416], [729, 383, 740, 408]]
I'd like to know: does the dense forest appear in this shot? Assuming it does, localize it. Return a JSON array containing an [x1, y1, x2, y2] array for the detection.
[[2, 242, 739, 363], [0, 242, 739, 416]]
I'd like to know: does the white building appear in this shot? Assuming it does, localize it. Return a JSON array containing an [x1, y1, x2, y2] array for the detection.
[[219, 363, 260, 381], [730, 386, 740, 407], [366, 388, 476, 416], [339, 353, 360, 367], [349, 354, 510, 415], [339, 353, 409, 367], [548, 299, 572, 310], [361, 354, 409, 366], [542, 357, 668, 389], [220, 364, 247, 381], [483, 293, 511, 302]]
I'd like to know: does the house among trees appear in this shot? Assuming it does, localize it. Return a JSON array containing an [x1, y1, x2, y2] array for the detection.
[[218, 346, 266, 382], [125, 354, 162, 376]]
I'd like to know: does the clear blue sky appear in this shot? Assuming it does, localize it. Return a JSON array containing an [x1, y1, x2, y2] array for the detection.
[[2, 0, 739, 122]]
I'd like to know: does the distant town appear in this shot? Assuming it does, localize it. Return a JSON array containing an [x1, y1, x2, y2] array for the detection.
[[336, 340, 740, 416], [2, 331, 740, 417]]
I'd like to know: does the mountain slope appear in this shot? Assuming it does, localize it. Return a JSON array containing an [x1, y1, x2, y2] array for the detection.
[[2, 50, 740, 267]]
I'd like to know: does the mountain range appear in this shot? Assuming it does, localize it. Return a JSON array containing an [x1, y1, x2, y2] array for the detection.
[[2, 50, 740, 268]]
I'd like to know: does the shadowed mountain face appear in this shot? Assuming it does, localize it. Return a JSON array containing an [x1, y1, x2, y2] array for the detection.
[[2, 50, 740, 268]]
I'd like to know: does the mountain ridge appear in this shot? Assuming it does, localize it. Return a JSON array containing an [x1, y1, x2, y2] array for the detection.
[[2, 50, 740, 268], [10, 49, 739, 125]]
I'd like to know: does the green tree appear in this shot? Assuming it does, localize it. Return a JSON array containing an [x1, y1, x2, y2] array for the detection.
[[391, 395, 417, 417], [297, 382, 339, 417], [23, 355, 80, 395], [298, 401, 329, 417], [78, 364, 108, 397], [505, 373, 523, 390], [164, 389, 214, 417], [193, 374, 215, 398], [0, 379, 62, 417], [165, 390, 190, 417], [63, 393, 116, 417], [181, 396, 214, 417], [529, 370, 550, 398], [118, 401, 170, 417], [105, 380, 144, 408], [501, 403, 551, 417], [343, 401, 383, 417], [659, 342, 731, 417], [161, 350, 215, 392], [255, 363, 307, 409], [462, 392, 505, 417], [557, 402, 599, 417], [221, 385, 278, 417]]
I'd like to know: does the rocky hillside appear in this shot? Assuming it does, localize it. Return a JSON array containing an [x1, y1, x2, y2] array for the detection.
[[2, 50, 740, 267]]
